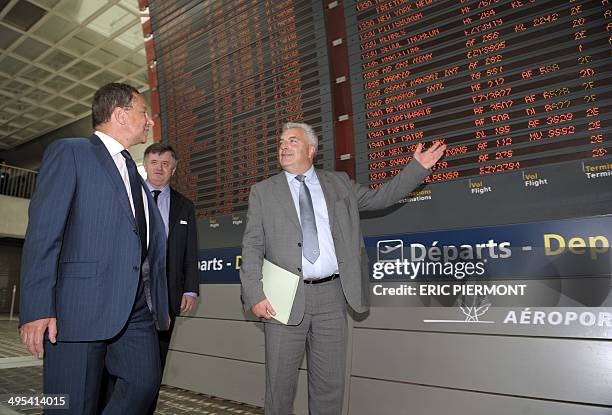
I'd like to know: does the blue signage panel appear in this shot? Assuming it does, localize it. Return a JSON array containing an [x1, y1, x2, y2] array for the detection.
[[198, 215, 611, 284]]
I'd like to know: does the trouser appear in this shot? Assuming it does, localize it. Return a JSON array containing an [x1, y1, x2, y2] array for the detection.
[[264, 277, 348, 415], [146, 313, 176, 415], [44, 284, 160, 415]]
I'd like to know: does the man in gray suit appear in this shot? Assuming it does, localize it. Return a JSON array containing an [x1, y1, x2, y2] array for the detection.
[[240, 122, 445, 414]]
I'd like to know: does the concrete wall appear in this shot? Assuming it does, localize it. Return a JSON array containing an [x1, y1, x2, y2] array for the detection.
[[0, 195, 28, 239], [162, 284, 314, 411], [163, 283, 612, 414]]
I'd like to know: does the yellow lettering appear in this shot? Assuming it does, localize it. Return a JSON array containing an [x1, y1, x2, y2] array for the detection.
[[544, 233, 565, 256], [568, 237, 586, 254], [588, 236, 609, 260]]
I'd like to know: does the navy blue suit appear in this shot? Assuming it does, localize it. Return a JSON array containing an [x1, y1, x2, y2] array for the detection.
[[20, 135, 169, 414]]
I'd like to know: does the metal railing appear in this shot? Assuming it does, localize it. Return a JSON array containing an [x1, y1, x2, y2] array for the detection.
[[0, 163, 38, 199]]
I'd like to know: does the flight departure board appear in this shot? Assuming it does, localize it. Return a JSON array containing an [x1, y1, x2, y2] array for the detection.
[[145, 0, 611, 242], [148, 0, 334, 223], [345, 0, 611, 233]]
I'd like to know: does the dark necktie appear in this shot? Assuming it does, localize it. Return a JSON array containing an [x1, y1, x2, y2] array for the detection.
[[121, 150, 147, 262], [295, 175, 319, 263], [152, 190, 161, 205]]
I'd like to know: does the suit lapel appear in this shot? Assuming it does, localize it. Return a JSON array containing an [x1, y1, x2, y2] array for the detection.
[[168, 188, 182, 237], [270, 172, 301, 231], [90, 135, 135, 226], [315, 169, 335, 232]]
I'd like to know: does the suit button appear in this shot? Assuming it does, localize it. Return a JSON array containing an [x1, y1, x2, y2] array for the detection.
[[297, 242, 302, 247], [133, 266, 139, 271], [297, 267, 301, 272], [133, 228, 138, 234]]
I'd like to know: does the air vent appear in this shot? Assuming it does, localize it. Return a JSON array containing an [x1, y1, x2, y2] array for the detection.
[[3, 0, 47, 31]]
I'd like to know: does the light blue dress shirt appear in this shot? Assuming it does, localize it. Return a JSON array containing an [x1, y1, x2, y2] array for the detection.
[[146, 181, 170, 236], [284, 166, 339, 279]]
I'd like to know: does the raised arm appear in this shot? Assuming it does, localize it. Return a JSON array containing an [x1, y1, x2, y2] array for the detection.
[[354, 141, 446, 211]]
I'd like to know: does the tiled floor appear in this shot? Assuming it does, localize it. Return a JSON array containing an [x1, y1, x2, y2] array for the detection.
[[0, 319, 27, 358], [0, 319, 263, 415]]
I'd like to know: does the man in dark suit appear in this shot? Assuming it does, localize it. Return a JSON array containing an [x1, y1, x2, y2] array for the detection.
[[240, 122, 445, 414], [19, 83, 170, 415], [143, 143, 199, 410]]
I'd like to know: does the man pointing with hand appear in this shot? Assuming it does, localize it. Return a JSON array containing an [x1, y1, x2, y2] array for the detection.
[[240, 122, 445, 414]]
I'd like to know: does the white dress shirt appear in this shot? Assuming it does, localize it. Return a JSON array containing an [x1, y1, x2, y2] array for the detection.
[[285, 166, 339, 279], [95, 131, 150, 246]]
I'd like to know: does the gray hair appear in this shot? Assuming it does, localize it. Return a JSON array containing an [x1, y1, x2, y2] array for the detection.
[[282, 122, 318, 149]]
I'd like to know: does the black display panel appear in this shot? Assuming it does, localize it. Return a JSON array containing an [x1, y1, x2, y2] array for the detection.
[[345, 0, 611, 234], [149, 0, 334, 222], [147, 0, 611, 243]]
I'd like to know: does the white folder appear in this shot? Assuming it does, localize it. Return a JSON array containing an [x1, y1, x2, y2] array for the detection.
[[262, 259, 300, 325]]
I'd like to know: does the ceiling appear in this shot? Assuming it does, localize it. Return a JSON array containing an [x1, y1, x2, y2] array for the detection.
[[0, 0, 149, 151]]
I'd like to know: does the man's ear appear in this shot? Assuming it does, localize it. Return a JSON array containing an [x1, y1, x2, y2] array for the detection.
[[112, 107, 127, 125], [308, 145, 317, 160]]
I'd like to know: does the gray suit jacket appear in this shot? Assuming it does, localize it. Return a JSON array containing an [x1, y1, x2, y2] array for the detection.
[[240, 161, 429, 325]]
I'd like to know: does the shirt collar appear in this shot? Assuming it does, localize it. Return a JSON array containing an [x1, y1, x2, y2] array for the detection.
[[95, 131, 125, 157], [284, 165, 316, 184], [145, 180, 170, 195]]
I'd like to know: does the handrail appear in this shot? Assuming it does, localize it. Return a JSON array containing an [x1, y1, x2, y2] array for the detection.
[[0, 163, 38, 199]]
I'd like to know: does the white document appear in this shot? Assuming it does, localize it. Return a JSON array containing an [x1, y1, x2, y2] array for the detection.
[[262, 259, 300, 325]]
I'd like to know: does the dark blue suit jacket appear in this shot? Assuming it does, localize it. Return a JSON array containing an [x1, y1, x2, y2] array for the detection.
[[167, 189, 199, 316], [20, 135, 170, 341]]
